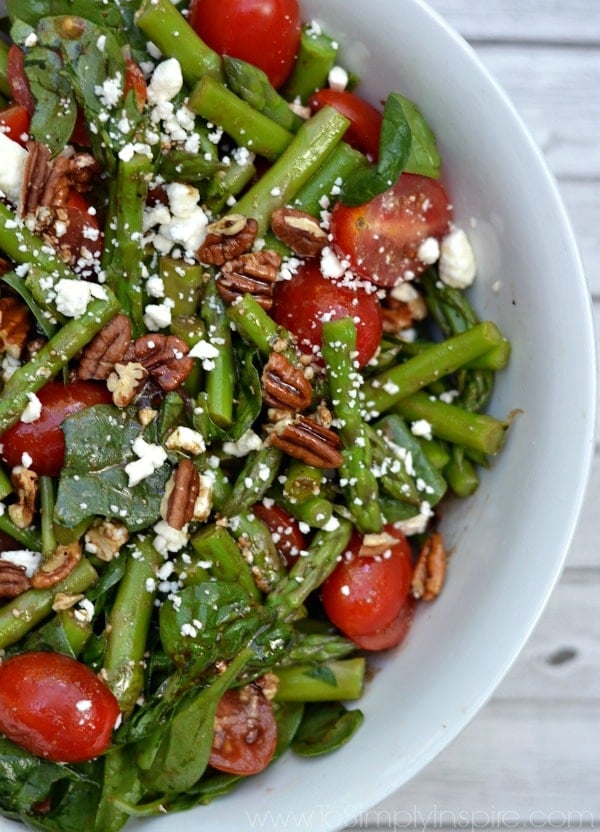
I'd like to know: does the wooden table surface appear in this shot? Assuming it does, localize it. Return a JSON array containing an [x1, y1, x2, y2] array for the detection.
[[354, 1, 600, 828]]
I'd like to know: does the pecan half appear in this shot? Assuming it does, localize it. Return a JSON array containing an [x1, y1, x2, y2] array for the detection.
[[358, 531, 402, 558], [20, 141, 52, 217], [383, 285, 428, 335], [133, 334, 194, 391], [217, 250, 281, 310], [0, 296, 32, 359], [0, 560, 32, 599], [69, 152, 102, 192], [8, 466, 39, 529], [262, 352, 312, 411], [161, 459, 201, 530], [77, 314, 132, 380], [270, 207, 328, 257], [269, 415, 343, 468], [197, 215, 258, 266], [31, 542, 82, 589], [411, 530, 446, 601], [40, 153, 72, 209]]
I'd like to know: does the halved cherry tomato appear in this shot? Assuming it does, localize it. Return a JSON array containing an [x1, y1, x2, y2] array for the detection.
[[0, 380, 112, 477], [0, 651, 121, 763], [7, 45, 35, 117], [0, 103, 30, 145], [208, 684, 277, 775], [59, 190, 103, 266], [350, 596, 416, 651], [321, 525, 414, 648], [189, 0, 301, 89], [271, 260, 383, 367], [0, 530, 19, 552], [330, 173, 452, 287], [252, 502, 306, 567], [309, 89, 382, 161], [124, 58, 148, 111]]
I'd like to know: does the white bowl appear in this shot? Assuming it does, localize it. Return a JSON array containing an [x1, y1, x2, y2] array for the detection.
[[0, 1, 596, 831]]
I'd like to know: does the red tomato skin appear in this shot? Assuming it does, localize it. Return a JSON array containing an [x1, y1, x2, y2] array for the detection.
[[7, 45, 35, 116], [252, 502, 306, 567], [61, 191, 103, 265], [0, 104, 30, 145], [124, 58, 148, 111], [330, 173, 452, 287], [0, 380, 112, 477], [271, 261, 383, 368], [0, 652, 121, 763], [189, 0, 301, 89], [321, 526, 414, 641], [350, 596, 416, 651], [208, 684, 277, 775], [309, 90, 382, 161]]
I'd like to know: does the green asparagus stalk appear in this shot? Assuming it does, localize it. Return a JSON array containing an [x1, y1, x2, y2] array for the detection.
[[39, 477, 57, 559], [322, 317, 382, 533], [204, 155, 257, 214], [278, 631, 356, 666], [227, 292, 296, 364], [189, 76, 293, 162], [158, 149, 225, 184], [0, 465, 11, 501], [393, 392, 508, 455], [283, 460, 324, 502], [159, 257, 204, 317], [223, 56, 304, 132], [201, 278, 236, 428], [103, 538, 162, 717], [363, 321, 508, 416], [230, 106, 350, 234], [0, 559, 98, 649], [0, 202, 74, 280], [102, 152, 153, 332], [281, 24, 339, 103], [444, 446, 480, 497], [228, 512, 286, 593], [0, 513, 41, 550], [221, 445, 284, 516], [191, 524, 261, 600], [267, 519, 352, 621], [275, 658, 365, 702], [0, 291, 120, 434], [292, 142, 367, 217], [276, 486, 334, 530], [135, 0, 223, 85]]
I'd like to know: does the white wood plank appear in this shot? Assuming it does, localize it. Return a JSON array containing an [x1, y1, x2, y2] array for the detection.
[[363, 701, 600, 827], [491, 572, 600, 701], [473, 46, 600, 180], [426, 0, 600, 43]]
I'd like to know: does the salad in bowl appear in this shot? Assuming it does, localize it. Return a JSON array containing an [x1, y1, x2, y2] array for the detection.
[[0, 0, 592, 830]]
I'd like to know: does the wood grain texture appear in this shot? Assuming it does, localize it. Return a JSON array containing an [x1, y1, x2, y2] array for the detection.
[[354, 1, 600, 828]]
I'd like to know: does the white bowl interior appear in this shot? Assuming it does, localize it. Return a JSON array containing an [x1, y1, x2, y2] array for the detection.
[[0, 1, 596, 831]]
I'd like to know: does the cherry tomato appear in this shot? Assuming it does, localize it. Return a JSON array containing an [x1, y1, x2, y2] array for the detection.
[[0, 380, 112, 477], [271, 260, 383, 367], [69, 107, 91, 147], [309, 90, 382, 161], [0, 103, 30, 145], [321, 525, 414, 647], [7, 45, 35, 117], [0, 651, 121, 763], [189, 0, 301, 89], [349, 596, 416, 651], [208, 684, 277, 775], [0, 530, 19, 552], [330, 173, 452, 287], [252, 502, 306, 567], [59, 190, 103, 266]]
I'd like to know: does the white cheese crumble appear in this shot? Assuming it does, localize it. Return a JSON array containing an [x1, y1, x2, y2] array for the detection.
[[54, 279, 108, 318], [147, 58, 184, 105], [0, 550, 41, 577], [20, 392, 42, 424], [0, 132, 28, 206], [153, 520, 189, 555], [164, 425, 206, 455], [438, 228, 476, 289], [411, 419, 433, 440], [328, 66, 349, 92], [124, 437, 168, 487], [222, 429, 263, 457]]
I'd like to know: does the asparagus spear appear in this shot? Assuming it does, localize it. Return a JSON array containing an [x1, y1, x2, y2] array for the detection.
[[322, 317, 382, 534], [201, 278, 236, 428], [275, 658, 365, 702], [281, 24, 339, 104], [221, 446, 284, 516], [103, 538, 163, 718], [223, 56, 304, 132], [0, 202, 74, 280]]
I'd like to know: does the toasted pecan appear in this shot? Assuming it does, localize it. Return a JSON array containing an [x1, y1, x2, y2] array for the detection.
[[0, 560, 32, 599], [270, 206, 328, 257], [217, 250, 281, 310], [269, 415, 343, 468], [133, 333, 195, 391], [411, 531, 446, 601], [162, 459, 201, 530], [31, 542, 82, 589], [197, 214, 258, 265], [262, 351, 312, 412], [0, 296, 32, 359], [78, 314, 133, 380]]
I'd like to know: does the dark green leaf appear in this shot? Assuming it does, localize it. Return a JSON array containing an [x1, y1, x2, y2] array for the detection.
[[400, 96, 442, 178], [1, 269, 57, 338], [303, 664, 338, 687], [54, 405, 171, 531], [273, 701, 305, 760], [376, 92, 412, 183], [95, 747, 143, 832], [232, 344, 262, 441], [291, 702, 364, 757], [24, 46, 77, 156]]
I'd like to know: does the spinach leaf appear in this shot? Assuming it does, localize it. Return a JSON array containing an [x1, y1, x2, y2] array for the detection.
[[1, 268, 58, 339], [273, 701, 305, 760], [232, 343, 262, 441], [0, 737, 95, 818], [54, 405, 171, 532], [24, 778, 102, 832], [24, 45, 77, 156], [341, 92, 440, 207], [8, 0, 147, 59], [291, 702, 364, 757], [303, 663, 338, 687], [95, 747, 144, 832]]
